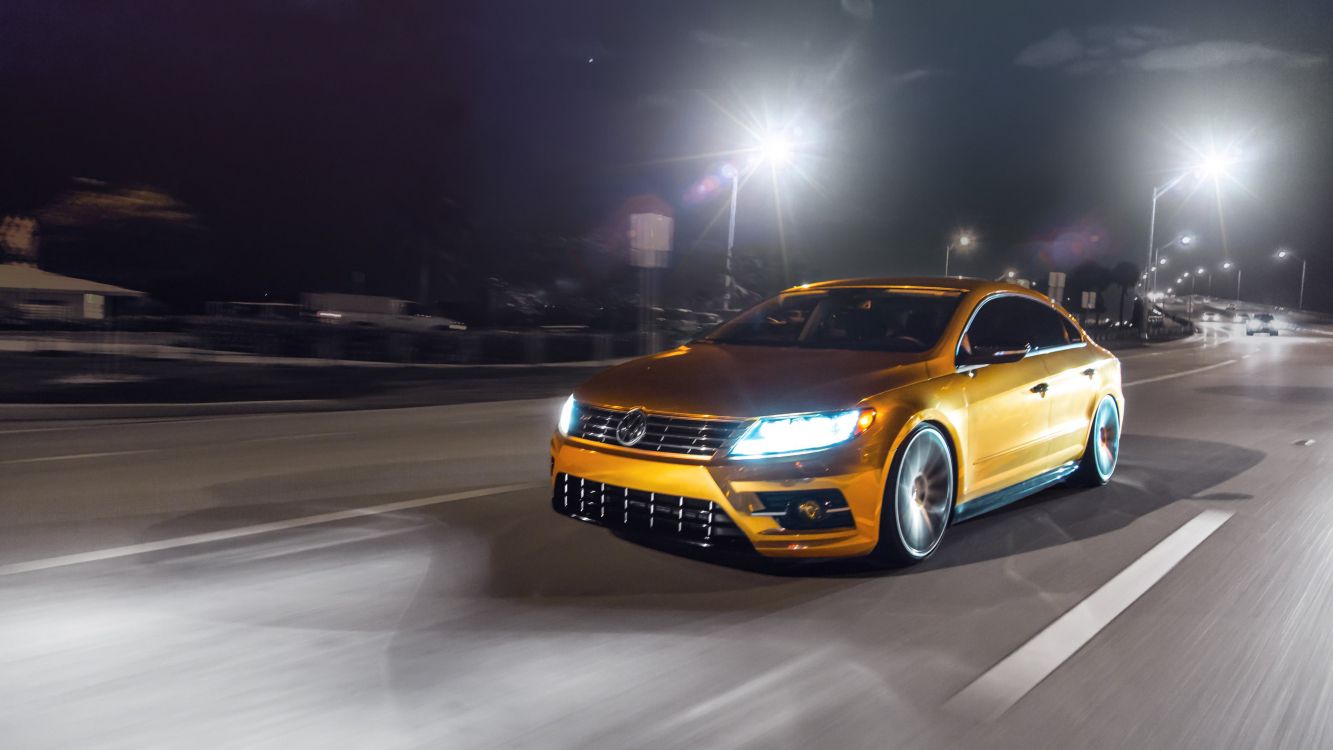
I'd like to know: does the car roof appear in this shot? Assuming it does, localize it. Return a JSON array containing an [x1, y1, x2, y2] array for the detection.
[[787, 277, 1036, 296]]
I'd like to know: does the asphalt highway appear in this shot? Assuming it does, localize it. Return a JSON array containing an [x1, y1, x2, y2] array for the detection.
[[3, 323, 1332, 749]]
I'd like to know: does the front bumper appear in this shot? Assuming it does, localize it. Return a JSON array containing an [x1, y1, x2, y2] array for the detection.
[[550, 433, 890, 558]]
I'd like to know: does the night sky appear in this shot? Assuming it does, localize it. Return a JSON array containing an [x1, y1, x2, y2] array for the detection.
[[2, 0, 1331, 309]]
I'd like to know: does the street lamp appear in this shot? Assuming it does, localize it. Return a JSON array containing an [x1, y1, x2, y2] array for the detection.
[[757, 133, 793, 165], [721, 131, 797, 310], [1221, 261, 1242, 301], [1275, 248, 1308, 310], [1196, 150, 1235, 182], [1144, 149, 1237, 295], [1196, 266, 1212, 296], [944, 232, 975, 278], [1150, 233, 1195, 292]]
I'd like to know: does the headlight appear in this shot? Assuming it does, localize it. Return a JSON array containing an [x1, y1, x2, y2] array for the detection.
[[557, 395, 576, 436], [730, 408, 875, 459]]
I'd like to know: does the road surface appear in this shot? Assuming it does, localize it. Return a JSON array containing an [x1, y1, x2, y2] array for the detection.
[[3, 324, 1332, 749]]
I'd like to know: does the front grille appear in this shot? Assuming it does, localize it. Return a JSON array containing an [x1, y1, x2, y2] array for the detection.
[[571, 404, 747, 458], [552, 473, 750, 549]]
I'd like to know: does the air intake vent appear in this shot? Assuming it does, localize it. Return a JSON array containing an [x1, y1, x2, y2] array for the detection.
[[552, 473, 749, 549]]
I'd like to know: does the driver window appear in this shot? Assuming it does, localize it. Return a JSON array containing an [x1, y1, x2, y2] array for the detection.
[[1028, 304, 1074, 350], [964, 296, 1033, 351]]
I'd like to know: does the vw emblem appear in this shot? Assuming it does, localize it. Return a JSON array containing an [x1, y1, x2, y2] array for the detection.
[[615, 408, 648, 447]]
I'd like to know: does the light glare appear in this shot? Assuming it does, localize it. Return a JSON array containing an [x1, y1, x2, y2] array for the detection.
[[758, 133, 793, 164], [1196, 151, 1234, 181]]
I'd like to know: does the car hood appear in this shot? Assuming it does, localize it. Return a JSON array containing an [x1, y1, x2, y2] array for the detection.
[[574, 343, 935, 418]]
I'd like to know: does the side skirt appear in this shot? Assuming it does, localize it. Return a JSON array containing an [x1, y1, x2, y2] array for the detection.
[[953, 460, 1080, 523]]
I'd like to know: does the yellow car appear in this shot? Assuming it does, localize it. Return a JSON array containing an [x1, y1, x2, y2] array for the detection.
[[550, 278, 1123, 563]]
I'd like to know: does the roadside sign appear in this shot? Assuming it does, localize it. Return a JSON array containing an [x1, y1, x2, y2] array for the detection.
[[1048, 271, 1066, 307], [629, 213, 673, 268], [1082, 291, 1097, 310]]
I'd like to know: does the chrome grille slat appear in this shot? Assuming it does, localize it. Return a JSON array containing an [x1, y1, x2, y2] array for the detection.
[[570, 404, 746, 457]]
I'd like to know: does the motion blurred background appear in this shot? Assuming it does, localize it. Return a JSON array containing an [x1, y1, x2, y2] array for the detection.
[[1, 1, 1330, 335]]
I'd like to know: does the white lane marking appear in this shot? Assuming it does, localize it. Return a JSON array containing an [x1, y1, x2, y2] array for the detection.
[[0, 482, 538, 577], [0, 397, 565, 435], [1, 449, 158, 465], [237, 430, 354, 444], [1123, 359, 1237, 387], [0, 431, 351, 459], [945, 509, 1233, 721], [0, 415, 306, 436], [0, 399, 330, 409]]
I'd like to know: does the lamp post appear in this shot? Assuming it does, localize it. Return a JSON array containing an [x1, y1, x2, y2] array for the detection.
[[1144, 177, 1183, 295], [944, 232, 975, 278], [1196, 266, 1212, 296], [1275, 249, 1308, 310], [722, 164, 740, 311], [721, 133, 793, 311], [1151, 233, 1194, 293], [1221, 261, 1241, 301], [1145, 149, 1236, 295]]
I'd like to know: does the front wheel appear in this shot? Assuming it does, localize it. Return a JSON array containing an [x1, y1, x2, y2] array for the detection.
[[874, 423, 955, 565], [1070, 395, 1121, 486]]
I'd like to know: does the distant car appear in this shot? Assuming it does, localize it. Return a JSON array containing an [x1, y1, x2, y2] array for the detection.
[[1201, 311, 1218, 322], [1247, 313, 1279, 336], [314, 309, 467, 332], [694, 312, 724, 332], [659, 308, 701, 336], [1233, 312, 1249, 324]]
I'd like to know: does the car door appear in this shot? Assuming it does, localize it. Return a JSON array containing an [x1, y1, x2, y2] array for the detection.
[[1032, 307, 1102, 466], [957, 295, 1054, 501]]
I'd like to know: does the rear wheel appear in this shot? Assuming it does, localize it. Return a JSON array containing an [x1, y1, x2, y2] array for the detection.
[[1070, 395, 1121, 486], [874, 424, 955, 565]]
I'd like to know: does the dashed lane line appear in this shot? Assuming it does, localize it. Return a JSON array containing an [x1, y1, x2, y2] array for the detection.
[[0, 482, 539, 577], [945, 509, 1234, 721]]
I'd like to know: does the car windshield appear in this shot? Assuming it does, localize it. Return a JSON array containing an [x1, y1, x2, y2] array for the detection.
[[703, 289, 962, 353], [1256, 314, 1274, 321]]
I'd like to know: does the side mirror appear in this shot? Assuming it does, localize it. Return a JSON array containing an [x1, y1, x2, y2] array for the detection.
[[957, 343, 1030, 368]]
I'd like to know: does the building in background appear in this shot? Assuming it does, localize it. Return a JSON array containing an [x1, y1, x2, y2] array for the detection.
[[0, 264, 145, 321]]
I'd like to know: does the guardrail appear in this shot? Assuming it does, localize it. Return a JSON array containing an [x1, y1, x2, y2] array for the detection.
[[0, 319, 696, 366], [1081, 310, 1195, 346]]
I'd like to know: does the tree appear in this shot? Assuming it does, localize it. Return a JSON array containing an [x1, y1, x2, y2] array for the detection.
[[1109, 261, 1141, 325], [1067, 260, 1111, 317]]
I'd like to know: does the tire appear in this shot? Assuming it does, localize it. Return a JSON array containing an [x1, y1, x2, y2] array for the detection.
[[1070, 395, 1121, 487], [873, 423, 955, 565]]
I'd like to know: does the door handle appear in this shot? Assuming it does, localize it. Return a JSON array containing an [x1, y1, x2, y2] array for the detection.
[[1082, 368, 1096, 378], [1030, 383, 1049, 396]]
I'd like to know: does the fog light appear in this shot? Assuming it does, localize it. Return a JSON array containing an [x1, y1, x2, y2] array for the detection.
[[796, 499, 825, 521], [754, 490, 854, 531]]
